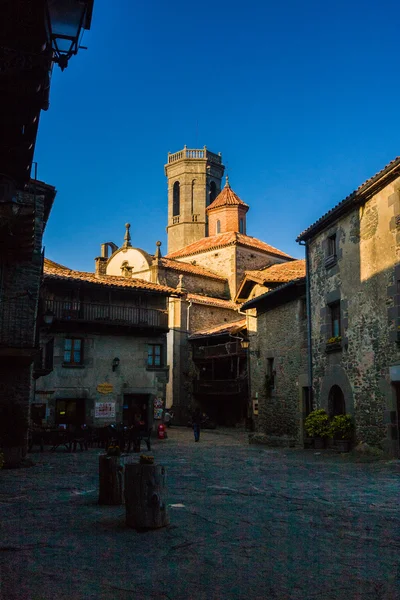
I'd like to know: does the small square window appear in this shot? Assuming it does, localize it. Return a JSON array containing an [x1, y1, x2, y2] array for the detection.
[[147, 344, 163, 368], [328, 234, 336, 257], [63, 338, 83, 366], [329, 302, 341, 338]]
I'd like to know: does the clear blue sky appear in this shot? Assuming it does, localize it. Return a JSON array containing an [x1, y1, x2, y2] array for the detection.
[[35, 0, 400, 271]]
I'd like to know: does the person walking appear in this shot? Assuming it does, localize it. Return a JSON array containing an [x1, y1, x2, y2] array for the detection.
[[192, 407, 202, 442], [164, 410, 172, 427]]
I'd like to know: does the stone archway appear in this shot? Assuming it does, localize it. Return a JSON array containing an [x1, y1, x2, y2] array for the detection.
[[319, 365, 354, 416], [328, 385, 346, 417]]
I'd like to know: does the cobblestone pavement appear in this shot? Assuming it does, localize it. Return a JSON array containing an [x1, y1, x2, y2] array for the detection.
[[1, 427, 400, 600]]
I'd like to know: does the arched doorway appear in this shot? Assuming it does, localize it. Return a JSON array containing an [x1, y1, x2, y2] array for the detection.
[[328, 385, 345, 417]]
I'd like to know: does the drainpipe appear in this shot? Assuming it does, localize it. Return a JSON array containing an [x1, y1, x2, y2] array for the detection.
[[299, 240, 313, 409], [186, 299, 192, 332]]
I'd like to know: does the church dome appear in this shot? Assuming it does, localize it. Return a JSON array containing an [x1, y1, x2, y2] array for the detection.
[[206, 177, 249, 213]]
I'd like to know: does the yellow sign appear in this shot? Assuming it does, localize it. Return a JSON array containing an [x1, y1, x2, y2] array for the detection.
[[97, 383, 113, 395]]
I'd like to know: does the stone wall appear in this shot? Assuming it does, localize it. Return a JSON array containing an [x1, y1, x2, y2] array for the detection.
[[309, 177, 400, 455], [178, 245, 286, 298], [249, 297, 308, 446], [35, 331, 169, 428], [0, 191, 46, 428], [165, 153, 224, 254], [189, 302, 242, 333], [159, 268, 228, 298]]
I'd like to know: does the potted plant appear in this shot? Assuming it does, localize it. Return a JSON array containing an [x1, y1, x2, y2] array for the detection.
[[0, 402, 28, 467], [329, 414, 354, 452], [304, 409, 330, 449]]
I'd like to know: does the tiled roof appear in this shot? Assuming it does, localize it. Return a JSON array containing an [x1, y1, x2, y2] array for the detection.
[[158, 257, 227, 281], [241, 277, 306, 310], [206, 179, 249, 212], [43, 258, 177, 295], [166, 232, 293, 260], [297, 156, 400, 241], [245, 259, 306, 284], [187, 293, 239, 310], [189, 318, 246, 339]]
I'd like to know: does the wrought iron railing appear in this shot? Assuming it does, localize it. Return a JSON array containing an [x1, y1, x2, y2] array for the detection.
[[44, 299, 169, 330]]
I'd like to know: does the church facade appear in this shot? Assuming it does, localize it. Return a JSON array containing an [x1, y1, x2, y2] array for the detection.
[[92, 147, 295, 424], [35, 146, 296, 428]]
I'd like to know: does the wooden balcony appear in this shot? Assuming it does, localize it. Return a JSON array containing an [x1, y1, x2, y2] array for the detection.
[[192, 340, 245, 360], [44, 299, 169, 331], [193, 379, 247, 395]]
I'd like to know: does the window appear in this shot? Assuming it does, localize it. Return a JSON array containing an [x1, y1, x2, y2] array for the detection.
[[173, 181, 180, 216], [191, 179, 195, 213], [327, 234, 336, 257], [329, 302, 341, 338], [63, 338, 83, 366], [216, 220, 221, 234], [209, 181, 217, 205], [147, 344, 162, 368], [239, 218, 244, 234]]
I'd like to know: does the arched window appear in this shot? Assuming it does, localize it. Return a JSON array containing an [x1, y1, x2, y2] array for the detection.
[[209, 181, 217, 206], [191, 179, 195, 213], [328, 385, 345, 417], [173, 181, 180, 217], [239, 218, 244, 234], [216, 220, 221, 234]]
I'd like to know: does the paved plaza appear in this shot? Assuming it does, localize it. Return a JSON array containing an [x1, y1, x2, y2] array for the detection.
[[1, 427, 400, 600]]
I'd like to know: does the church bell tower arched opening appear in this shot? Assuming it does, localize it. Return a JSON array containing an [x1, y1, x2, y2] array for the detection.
[[165, 146, 225, 254]]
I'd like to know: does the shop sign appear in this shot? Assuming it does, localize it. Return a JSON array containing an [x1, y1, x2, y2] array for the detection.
[[97, 383, 113, 394], [95, 402, 116, 418]]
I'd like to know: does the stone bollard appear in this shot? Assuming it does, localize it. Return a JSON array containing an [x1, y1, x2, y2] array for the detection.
[[124, 462, 169, 529]]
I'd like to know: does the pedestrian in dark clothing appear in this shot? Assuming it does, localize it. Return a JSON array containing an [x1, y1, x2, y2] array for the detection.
[[192, 408, 202, 442]]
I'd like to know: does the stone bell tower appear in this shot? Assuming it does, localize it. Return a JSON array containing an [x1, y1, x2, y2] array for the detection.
[[165, 146, 225, 254]]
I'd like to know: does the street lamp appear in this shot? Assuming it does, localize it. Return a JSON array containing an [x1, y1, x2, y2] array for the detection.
[[45, 0, 93, 71], [43, 309, 55, 326]]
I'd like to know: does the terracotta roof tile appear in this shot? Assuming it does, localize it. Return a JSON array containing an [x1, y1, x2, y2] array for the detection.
[[297, 156, 400, 241], [206, 179, 249, 212], [189, 318, 246, 339], [43, 258, 177, 295], [159, 257, 227, 281], [166, 232, 293, 260], [245, 259, 306, 284], [241, 277, 306, 310], [187, 293, 239, 310]]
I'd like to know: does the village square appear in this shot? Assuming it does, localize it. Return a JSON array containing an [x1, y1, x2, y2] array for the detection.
[[1, 1, 400, 599]]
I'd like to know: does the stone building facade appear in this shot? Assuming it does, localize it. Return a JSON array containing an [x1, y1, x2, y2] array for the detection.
[[297, 157, 400, 456], [34, 259, 176, 430], [40, 147, 295, 427], [242, 268, 308, 445], [0, 182, 55, 441], [165, 146, 225, 254]]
